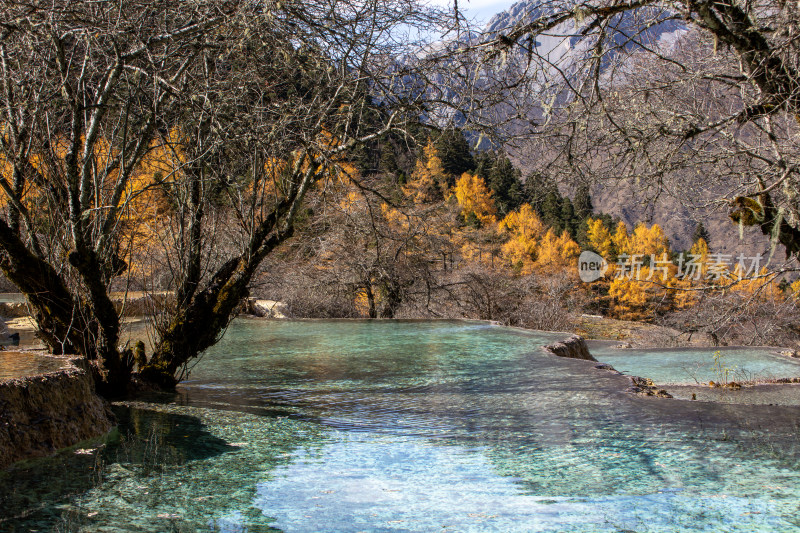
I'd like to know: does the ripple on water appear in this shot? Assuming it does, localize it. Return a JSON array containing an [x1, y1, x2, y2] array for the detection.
[[3, 320, 800, 532], [590, 344, 800, 385]]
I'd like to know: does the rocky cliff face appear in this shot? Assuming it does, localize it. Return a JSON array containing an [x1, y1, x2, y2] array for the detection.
[[473, 2, 771, 257], [0, 356, 113, 469]]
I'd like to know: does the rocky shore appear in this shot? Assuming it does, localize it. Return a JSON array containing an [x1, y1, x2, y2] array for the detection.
[[0, 355, 113, 469]]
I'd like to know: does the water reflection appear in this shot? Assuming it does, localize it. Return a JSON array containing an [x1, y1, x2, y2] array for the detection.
[[256, 434, 793, 532], [1, 404, 327, 532]]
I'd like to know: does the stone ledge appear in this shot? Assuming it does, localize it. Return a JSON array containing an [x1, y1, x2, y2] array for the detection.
[[0, 355, 114, 469], [543, 335, 674, 399], [244, 298, 291, 319]]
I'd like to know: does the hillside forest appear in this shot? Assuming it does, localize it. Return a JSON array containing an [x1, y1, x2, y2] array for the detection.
[[233, 130, 800, 348]]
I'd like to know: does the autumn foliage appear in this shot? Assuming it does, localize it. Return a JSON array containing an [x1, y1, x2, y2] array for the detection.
[[454, 173, 496, 226]]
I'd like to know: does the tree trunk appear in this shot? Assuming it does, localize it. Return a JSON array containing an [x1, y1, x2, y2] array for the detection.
[[0, 219, 132, 396], [366, 284, 377, 319], [139, 205, 296, 389], [380, 280, 403, 319], [140, 257, 252, 388]]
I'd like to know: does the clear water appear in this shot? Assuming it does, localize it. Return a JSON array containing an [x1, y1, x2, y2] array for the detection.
[[590, 344, 800, 385], [667, 383, 800, 405], [2, 319, 800, 532]]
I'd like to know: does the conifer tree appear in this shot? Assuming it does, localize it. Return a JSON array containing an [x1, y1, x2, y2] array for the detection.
[[539, 190, 563, 233], [573, 184, 593, 220], [692, 222, 711, 249], [454, 173, 497, 227], [434, 129, 475, 184], [487, 155, 524, 216], [499, 204, 547, 273], [560, 197, 577, 238], [586, 218, 614, 260], [522, 171, 554, 213], [404, 141, 448, 203]]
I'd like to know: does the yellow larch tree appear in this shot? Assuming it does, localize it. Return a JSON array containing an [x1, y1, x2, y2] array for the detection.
[[118, 131, 185, 279], [585, 217, 614, 259], [607, 223, 674, 319], [612, 221, 630, 256], [732, 266, 784, 301], [792, 279, 800, 297], [536, 229, 581, 272], [454, 172, 497, 226], [608, 271, 652, 319], [0, 156, 10, 209], [629, 223, 670, 257], [403, 140, 447, 204], [499, 203, 547, 274], [0, 153, 43, 211], [684, 237, 710, 281], [667, 276, 698, 309]]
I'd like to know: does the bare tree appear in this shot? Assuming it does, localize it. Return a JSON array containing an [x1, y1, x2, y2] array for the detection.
[[0, 0, 445, 395]]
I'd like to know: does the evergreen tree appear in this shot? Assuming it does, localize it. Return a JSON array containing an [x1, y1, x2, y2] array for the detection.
[[598, 213, 615, 229], [573, 184, 593, 220], [560, 197, 577, 238], [523, 171, 557, 213], [434, 129, 475, 184], [692, 221, 711, 249], [778, 278, 790, 293], [473, 151, 494, 180], [379, 142, 399, 174], [487, 155, 524, 216], [575, 222, 590, 249], [464, 211, 481, 229], [520, 173, 601, 240], [540, 190, 563, 234]]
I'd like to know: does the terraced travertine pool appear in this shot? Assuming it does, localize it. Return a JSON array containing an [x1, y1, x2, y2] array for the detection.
[[2, 319, 800, 532], [591, 343, 800, 405]]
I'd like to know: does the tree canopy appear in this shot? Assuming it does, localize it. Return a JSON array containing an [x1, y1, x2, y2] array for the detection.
[[0, 0, 443, 395]]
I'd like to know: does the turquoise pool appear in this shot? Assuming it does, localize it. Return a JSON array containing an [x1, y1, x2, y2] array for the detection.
[[590, 344, 800, 385], [2, 320, 800, 532]]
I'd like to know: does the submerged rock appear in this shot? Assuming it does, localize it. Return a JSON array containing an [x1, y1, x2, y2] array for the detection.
[[768, 376, 800, 384], [593, 363, 621, 374], [708, 380, 742, 390], [542, 335, 597, 361]]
